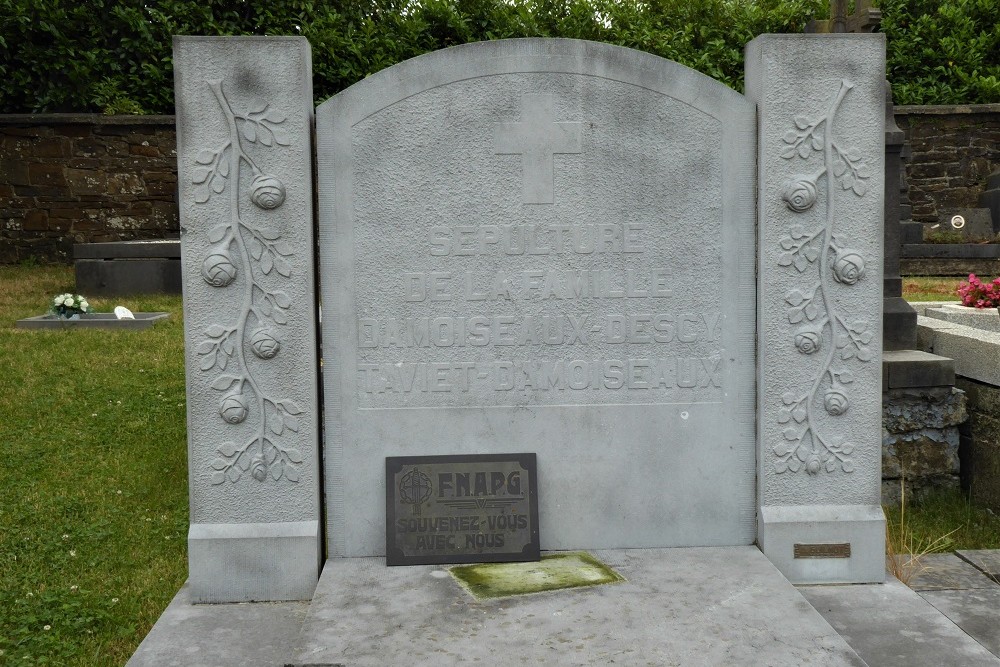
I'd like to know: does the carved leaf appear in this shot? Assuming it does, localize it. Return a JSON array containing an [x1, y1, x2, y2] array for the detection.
[[261, 251, 274, 275], [271, 127, 290, 146], [783, 428, 799, 441], [211, 177, 225, 194], [840, 442, 855, 455], [780, 145, 798, 159], [860, 332, 873, 345], [825, 459, 837, 473], [794, 115, 810, 130], [272, 242, 293, 256], [218, 154, 230, 178], [804, 247, 820, 262], [285, 448, 303, 463], [217, 353, 228, 370], [789, 225, 805, 239], [259, 298, 273, 317], [273, 257, 291, 277], [242, 121, 257, 143], [211, 471, 226, 485], [797, 142, 810, 159], [285, 465, 300, 482], [840, 173, 855, 190], [841, 459, 855, 473], [210, 458, 228, 470], [226, 468, 242, 482], [284, 415, 299, 432], [249, 238, 263, 261], [804, 303, 819, 320], [811, 136, 822, 151], [192, 167, 211, 184], [208, 224, 228, 243], [271, 459, 283, 480], [788, 308, 804, 324], [833, 160, 847, 177], [272, 291, 291, 308], [785, 290, 805, 307], [846, 148, 862, 161], [206, 324, 226, 337], [837, 370, 855, 384], [783, 130, 798, 144], [218, 441, 238, 457], [775, 459, 789, 474], [270, 413, 284, 435], [260, 227, 281, 241], [196, 341, 215, 354], [778, 408, 791, 424], [792, 407, 807, 423], [199, 351, 217, 371], [271, 308, 288, 325], [852, 179, 867, 197], [281, 400, 303, 415], [221, 338, 235, 356], [792, 254, 809, 272], [194, 185, 211, 204], [780, 237, 796, 251], [264, 109, 286, 123], [211, 375, 240, 391], [196, 150, 215, 165], [778, 252, 794, 267], [856, 347, 873, 362], [787, 458, 801, 473], [782, 392, 797, 405], [258, 127, 273, 147], [796, 444, 810, 462], [857, 164, 872, 178], [773, 442, 792, 457]]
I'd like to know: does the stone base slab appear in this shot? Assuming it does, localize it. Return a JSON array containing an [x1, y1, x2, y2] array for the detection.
[[758, 505, 886, 584], [292, 547, 864, 666], [16, 312, 169, 330], [188, 521, 321, 603]]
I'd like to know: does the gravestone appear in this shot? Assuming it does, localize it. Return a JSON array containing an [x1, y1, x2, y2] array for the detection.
[[171, 33, 887, 607]]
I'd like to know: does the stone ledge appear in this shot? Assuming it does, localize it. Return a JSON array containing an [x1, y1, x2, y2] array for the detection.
[[0, 113, 175, 126], [882, 349, 956, 389], [895, 104, 1000, 115], [15, 313, 169, 330], [917, 317, 1000, 387]]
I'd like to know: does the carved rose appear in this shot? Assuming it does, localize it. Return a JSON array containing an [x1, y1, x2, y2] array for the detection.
[[250, 456, 267, 482], [833, 251, 866, 285], [806, 455, 822, 475], [250, 329, 281, 359], [794, 328, 823, 354], [219, 393, 248, 424], [824, 390, 850, 416], [250, 174, 285, 210], [202, 252, 237, 287], [781, 178, 817, 213]]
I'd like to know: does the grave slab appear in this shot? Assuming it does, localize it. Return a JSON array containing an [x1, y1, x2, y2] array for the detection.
[[292, 547, 865, 666], [920, 587, 1000, 657], [957, 549, 1000, 580], [905, 553, 1000, 592], [15, 312, 169, 330], [799, 576, 1000, 667], [125, 583, 309, 667]]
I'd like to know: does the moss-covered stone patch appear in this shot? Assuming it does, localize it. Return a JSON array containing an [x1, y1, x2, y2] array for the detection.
[[450, 551, 625, 600]]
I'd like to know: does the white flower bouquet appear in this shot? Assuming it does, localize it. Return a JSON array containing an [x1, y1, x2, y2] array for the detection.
[[50, 293, 91, 319]]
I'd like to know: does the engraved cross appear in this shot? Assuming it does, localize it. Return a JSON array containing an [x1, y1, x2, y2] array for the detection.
[[494, 94, 583, 204]]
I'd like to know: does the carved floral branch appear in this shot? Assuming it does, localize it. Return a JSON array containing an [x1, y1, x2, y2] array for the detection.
[[193, 79, 302, 485], [773, 79, 872, 475]]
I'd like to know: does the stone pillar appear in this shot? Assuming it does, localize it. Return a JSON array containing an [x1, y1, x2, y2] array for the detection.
[[883, 83, 918, 350], [173, 37, 322, 602], [746, 34, 886, 584]]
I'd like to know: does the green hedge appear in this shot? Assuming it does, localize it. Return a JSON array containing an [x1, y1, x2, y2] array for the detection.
[[1, 0, 997, 114]]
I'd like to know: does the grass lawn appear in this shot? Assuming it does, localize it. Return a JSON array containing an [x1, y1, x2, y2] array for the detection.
[[0, 268, 995, 664], [902, 275, 965, 302], [0, 265, 187, 666]]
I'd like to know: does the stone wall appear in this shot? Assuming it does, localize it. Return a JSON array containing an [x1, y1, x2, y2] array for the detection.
[[956, 378, 1000, 512], [0, 115, 178, 263], [896, 104, 1000, 224], [2, 106, 998, 263], [881, 386, 966, 505]]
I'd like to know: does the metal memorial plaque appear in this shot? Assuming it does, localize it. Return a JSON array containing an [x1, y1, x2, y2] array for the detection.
[[794, 543, 852, 559], [386, 454, 539, 566]]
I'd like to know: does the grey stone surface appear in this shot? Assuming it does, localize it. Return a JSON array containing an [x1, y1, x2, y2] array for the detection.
[[126, 582, 309, 667], [926, 303, 1000, 333], [921, 587, 1000, 658], [903, 243, 1000, 259], [75, 257, 181, 296], [906, 553, 1000, 592], [918, 316, 1000, 387], [882, 385, 966, 433], [957, 549, 1000, 580], [173, 36, 321, 602], [74, 240, 181, 259], [293, 548, 865, 666], [882, 349, 956, 389], [930, 208, 995, 240], [316, 38, 757, 555], [800, 576, 1000, 667], [746, 34, 886, 583], [15, 312, 169, 330]]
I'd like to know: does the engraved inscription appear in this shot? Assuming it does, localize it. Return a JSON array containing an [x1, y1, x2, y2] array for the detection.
[[494, 94, 583, 204], [794, 543, 851, 559]]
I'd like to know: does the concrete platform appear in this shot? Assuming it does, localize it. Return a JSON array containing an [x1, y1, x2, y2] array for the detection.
[[15, 313, 170, 330], [293, 547, 864, 666], [132, 547, 1000, 666]]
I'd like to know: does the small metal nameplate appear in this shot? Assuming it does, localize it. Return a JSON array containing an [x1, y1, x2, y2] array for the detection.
[[386, 454, 539, 566], [794, 543, 851, 559]]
